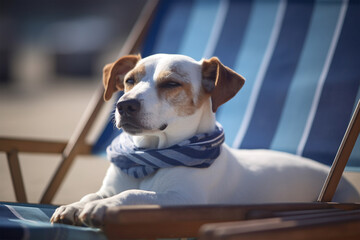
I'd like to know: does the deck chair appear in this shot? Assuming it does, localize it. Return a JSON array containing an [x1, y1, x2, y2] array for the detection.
[[1, 0, 360, 239], [197, 99, 360, 240], [102, 100, 360, 239]]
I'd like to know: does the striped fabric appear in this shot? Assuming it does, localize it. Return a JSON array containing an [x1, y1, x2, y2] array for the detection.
[[0, 203, 106, 240], [142, 0, 360, 170], [95, 0, 360, 170], [107, 123, 225, 178]]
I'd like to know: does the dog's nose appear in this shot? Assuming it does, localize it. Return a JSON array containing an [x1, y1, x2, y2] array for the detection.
[[116, 99, 141, 116]]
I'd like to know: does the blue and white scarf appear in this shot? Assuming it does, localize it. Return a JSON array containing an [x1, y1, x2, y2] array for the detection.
[[107, 123, 225, 179]]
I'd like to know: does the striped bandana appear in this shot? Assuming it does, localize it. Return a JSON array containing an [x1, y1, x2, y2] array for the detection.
[[107, 123, 225, 179]]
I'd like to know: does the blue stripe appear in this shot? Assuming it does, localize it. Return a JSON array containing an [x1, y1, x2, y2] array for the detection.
[[196, 162, 212, 168], [141, 0, 169, 56], [148, 151, 185, 166], [348, 135, 360, 168], [132, 153, 159, 168], [0, 205, 18, 218], [133, 169, 139, 179], [0, 206, 25, 240], [142, 0, 194, 56], [303, 0, 360, 165], [179, 0, 221, 59], [217, 0, 282, 146], [241, 0, 315, 149], [212, 0, 253, 68], [348, 91, 360, 168], [171, 147, 211, 159], [270, 0, 343, 153]]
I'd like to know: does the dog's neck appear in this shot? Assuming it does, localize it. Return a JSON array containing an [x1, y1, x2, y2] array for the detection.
[[132, 100, 216, 149]]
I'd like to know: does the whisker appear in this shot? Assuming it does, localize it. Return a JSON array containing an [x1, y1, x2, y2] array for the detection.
[[109, 103, 117, 128]]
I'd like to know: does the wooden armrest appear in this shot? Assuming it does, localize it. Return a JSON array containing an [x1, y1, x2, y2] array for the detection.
[[1, 137, 91, 202], [102, 203, 360, 239], [199, 209, 360, 240], [0, 137, 92, 154]]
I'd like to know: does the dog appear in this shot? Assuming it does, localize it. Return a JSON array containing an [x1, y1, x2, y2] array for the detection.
[[51, 53, 359, 227]]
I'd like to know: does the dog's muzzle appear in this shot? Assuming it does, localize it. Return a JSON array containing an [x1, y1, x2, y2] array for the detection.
[[117, 99, 141, 117], [116, 98, 168, 133], [116, 99, 143, 134]]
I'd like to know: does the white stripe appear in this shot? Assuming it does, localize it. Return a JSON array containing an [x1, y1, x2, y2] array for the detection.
[[5, 205, 31, 240], [202, 0, 229, 59], [6, 205, 28, 221], [296, 0, 348, 156], [159, 149, 206, 166], [232, 0, 287, 148], [131, 153, 173, 168], [189, 131, 224, 146], [126, 154, 155, 166]]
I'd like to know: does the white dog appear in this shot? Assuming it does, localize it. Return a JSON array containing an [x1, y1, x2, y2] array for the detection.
[[51, 54, 359, 227]]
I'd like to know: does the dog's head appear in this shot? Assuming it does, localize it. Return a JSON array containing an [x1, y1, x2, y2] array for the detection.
[[103, 54, 245, 138]]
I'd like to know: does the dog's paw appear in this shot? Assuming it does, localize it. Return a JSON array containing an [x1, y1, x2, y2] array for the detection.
[[78, 199, 119, 228], [50, 202, 85, 225]]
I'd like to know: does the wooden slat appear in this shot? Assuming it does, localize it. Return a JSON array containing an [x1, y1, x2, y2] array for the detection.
[[102, 203, 360, 239], [40, 0, 159, 204], [199, 209, 360, 240], [318, 100, 360, 202], [0, 137, 92, 154], [40, 86, 105, 203], [200, 208, 353, 235], [6, 149, 27, 203], [117, 0, 159, 57]]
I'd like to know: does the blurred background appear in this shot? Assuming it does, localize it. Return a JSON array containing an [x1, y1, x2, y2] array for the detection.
[[0, 0, 146, 204]]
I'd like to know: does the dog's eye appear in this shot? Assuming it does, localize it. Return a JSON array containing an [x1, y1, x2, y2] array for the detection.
[[159, 81, 182, 89], [125, 78, 135, 85]]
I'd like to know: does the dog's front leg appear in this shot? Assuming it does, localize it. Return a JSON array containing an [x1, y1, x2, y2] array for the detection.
[[51, 164, 139, 225], [79, 189, 189, 227], [50, 193, 103, 225]]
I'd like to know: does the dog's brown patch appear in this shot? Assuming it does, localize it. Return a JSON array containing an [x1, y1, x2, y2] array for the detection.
[[124, 64, 146, 92], [103, 54, 140, 101], [196, 87, 212, 110], [157, 70, 173, 82], [156, 65, 213, 117], [167, 82, 196, 116], [156, 68, 199, 117]]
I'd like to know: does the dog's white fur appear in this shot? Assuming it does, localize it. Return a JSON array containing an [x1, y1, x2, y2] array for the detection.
[[51, 54, 359, 227]]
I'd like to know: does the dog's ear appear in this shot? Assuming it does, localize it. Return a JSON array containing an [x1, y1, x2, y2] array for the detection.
[[202, 57, 245, 112], [103, 54, 141, 101]]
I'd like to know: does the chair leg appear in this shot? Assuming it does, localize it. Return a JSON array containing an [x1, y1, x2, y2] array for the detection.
[[318, 100, 360, 202], [7, 149, 27, 203]]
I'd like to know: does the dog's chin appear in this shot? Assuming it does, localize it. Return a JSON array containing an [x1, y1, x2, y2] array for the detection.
[[120, 123, 143, 135], [118, 121, 168, 136]]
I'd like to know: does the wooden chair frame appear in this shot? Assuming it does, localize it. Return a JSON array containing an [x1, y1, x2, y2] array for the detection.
[[102, 202, 360, 239], [318, 99, 360, 202], [199, 208, 360, 240]]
